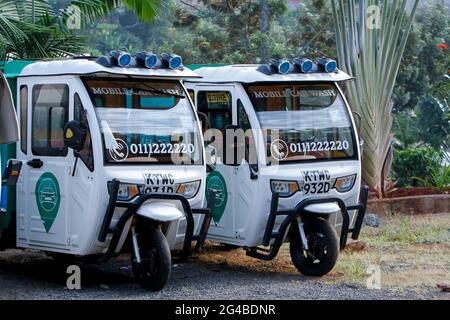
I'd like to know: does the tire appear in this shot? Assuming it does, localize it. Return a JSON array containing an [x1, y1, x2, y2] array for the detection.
[[290, 217, 339, 277], [131, 226, 171, 291]]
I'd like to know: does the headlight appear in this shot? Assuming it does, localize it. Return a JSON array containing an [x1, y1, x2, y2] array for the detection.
[[334, 174, 356, 193], [177, 180, 201, 199], [116, 183, 140, 201], [270, 180, 299, 197]]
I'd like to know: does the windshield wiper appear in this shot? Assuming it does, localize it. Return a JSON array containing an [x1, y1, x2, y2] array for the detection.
[[122, 75, 186, 98], [136, 86, 186, 99]]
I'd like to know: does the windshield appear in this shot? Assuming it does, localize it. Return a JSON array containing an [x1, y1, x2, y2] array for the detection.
[[84, 78, 202, 165], [246, 83, 357, 162]]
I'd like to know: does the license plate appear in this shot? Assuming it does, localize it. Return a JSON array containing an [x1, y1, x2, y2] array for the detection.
[[302, 170, 332, 195], [303, 182, 331, 195], [139, 185, 177, 194]]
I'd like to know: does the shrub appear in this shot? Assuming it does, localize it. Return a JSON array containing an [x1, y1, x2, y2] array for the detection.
[[417, 96, 450, 149], [392, 147, 443, 187], [413, 166, 450, 194]]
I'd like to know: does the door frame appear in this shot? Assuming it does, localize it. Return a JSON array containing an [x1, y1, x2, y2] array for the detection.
[[193, 84, 239, 240], [16, 76, 75, 249]]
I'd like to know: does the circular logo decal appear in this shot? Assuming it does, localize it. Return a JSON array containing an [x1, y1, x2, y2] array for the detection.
[[206, 171, 228, 224], [270, 139, 289, 161], [35, 172, 61, 233], [109, 138, 129, 162]]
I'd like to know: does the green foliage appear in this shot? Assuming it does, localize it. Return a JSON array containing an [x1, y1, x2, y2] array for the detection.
[[87, 23, 143, 55], [413, 165, 450, 194], [431, 76, 450, 102], [393, 2, 450, 112], [416, 95, 450, 149], [392, 147, 443, 187], [0, 0, 163, 60], [294, 0, 335, 57], [394, 93, 450, 151], [83, 0, 338, 64], [0, 0, 84, 59], [392, 111, 421, 150]]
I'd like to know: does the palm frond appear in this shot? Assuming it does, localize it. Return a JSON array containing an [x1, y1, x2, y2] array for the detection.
[[331, 0, 420, 197], [61, 0, 165, 23], [115, 0, 165, 22], [0, 0, 165, 60]]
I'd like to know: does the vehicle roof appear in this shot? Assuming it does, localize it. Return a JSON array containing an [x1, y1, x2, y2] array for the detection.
[[185, 64, 353, 84], [19, 59, 200, 79]]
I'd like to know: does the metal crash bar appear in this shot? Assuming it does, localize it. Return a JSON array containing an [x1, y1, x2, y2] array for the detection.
[[247, 186, 369, 261], [98, 179, 215, 262]]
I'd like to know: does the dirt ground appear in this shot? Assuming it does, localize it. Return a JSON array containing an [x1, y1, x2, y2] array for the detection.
[[0, 213, 448, 300], [196, 213, 450, 295]]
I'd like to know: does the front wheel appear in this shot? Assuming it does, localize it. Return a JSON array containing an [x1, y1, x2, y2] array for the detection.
[[131, 226, 171, 291], [290, 217, 339, 277]]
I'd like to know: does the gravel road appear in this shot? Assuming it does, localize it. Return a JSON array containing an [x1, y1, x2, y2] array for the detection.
[[0, 249, 443, 300]]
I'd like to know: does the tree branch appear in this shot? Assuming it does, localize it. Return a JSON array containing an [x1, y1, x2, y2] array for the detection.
[[179, 0, 203, 13]]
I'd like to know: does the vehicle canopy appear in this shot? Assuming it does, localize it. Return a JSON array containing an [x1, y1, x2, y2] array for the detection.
[[186, 64, 353, 84], [19, 58, 200, 79]]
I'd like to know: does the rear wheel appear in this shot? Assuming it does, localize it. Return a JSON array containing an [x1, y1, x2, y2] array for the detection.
[[290, 217, 339, 277], [131, 226, 171, 291]]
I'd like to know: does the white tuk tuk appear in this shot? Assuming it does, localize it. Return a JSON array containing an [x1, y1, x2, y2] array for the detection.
[[186, 59, 369, 276], [0, 52, 213, 291]]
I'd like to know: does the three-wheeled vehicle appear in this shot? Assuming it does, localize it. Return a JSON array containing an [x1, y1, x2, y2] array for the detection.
[[185, 59, 368, 276], [0, 52, 212, 291]]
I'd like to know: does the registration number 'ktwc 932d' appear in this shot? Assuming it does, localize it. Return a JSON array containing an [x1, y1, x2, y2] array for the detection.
[[140, 173, 177, 194], [302, 170, 331, 195]]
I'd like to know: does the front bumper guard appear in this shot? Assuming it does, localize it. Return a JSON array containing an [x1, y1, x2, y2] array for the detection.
[[98, 179, 215, 262], [247, 186, 369, 261]]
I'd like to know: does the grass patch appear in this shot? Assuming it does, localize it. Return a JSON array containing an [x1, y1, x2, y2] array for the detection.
[[333, 213, 450, 290], [195, 213, 450, 292], [365, 215, 450, 247]]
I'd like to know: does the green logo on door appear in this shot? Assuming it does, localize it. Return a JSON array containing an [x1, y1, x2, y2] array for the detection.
[[206, 171, 228, 224], [35, 172, 61, 233]]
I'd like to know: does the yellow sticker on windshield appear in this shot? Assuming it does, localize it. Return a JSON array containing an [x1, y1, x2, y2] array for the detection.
[[206, 92, 230, 103]]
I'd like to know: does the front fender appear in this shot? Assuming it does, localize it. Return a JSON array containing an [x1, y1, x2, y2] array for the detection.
[[136, 202, 184, 222], [303, 203, 341, 215]]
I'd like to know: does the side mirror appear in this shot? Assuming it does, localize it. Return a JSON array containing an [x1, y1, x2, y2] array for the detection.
[[197, 111, 210, 133], [224, 125, 243, 166], [63, 120, 87, 152], [205, 144, 217, 172], [352, 111, 362, 136]]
